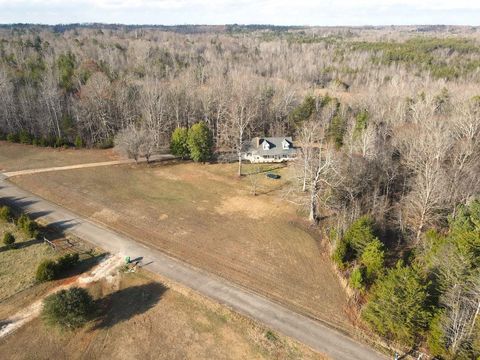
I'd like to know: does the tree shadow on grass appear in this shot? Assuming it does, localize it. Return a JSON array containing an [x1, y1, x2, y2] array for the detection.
[[93, 282, 167, 329]]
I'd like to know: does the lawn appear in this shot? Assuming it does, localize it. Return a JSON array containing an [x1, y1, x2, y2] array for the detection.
[[0, 270, 327, 360], [12, 161, 352, 333], [0, 220, 55, 302], [0, 142, 117, 172]]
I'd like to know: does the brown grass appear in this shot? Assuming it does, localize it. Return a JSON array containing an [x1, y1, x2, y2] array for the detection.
[[0, 270, 328, 360], [0, 220, 55, 302], [0, 141, 118, 172], [11, 161, 352, 333]]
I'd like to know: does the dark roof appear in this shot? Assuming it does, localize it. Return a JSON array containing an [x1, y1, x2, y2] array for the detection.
[[243, 137, 296, 156]]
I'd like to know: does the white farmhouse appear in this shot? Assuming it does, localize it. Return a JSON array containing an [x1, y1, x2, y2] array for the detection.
[[242, 137, 296, 163]]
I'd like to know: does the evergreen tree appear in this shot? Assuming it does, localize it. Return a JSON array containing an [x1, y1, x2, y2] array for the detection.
[[362, 262, 431, 346], [187, 122, 213, 162], [170, 127, 189, 159]]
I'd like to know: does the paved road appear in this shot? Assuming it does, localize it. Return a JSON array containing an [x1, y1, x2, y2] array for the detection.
[[0, 177, 387, 360], [2, 154, 176, 178]]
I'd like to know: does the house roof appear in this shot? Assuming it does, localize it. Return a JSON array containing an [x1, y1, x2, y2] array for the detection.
[[243, 137, 296, 156]]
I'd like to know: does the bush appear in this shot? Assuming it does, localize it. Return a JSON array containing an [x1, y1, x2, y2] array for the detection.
[[56, 253, 80, 272], [187, 122, 213, 162], [36, 259, 58, 282], [332, 237, 350, 270], [349, 266, 365, 291], [74, 135, 83, 148], [0, 206, 13, 221], [42, 287, 95, 329], [3, 232, 15, 247], [6, 133, 19, 143], [19, 130, 32, 144], [170, 127, 189, 159], [17, 214, 38, 237]]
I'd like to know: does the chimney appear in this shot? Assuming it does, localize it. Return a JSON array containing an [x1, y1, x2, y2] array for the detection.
[[256, 137, 261, 147]]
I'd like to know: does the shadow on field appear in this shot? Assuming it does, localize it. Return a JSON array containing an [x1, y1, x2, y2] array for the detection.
[[93, 282, 167, 329]]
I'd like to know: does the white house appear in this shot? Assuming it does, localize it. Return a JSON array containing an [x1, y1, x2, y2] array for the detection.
[[242, 137, 296, 163]]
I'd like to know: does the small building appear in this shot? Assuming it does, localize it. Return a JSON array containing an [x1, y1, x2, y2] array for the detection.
[[242, 137, 296, 163]]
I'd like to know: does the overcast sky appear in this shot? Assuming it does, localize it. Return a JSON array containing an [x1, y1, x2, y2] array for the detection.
[[1, 0, 480, 26]]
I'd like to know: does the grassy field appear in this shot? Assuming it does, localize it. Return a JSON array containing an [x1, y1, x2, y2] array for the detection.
[[0, 270, 327, 360], [0, 220, 55, 302], [12, 161, 353, 332], [0, 142, 118, 172]]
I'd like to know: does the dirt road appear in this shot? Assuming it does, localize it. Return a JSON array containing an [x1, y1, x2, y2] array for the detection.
[[0, 176, 387, 360], [2, 154, 176, 178]]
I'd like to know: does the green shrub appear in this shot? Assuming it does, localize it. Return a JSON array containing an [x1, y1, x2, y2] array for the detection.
[[0, 206, 13, 221], [3, 232, 15, 247], [17, 214, 38, 237], [170, 127, 189, 159], [349, 266, 365, 291], [74, 135, 83, 148], [187, 122, 213, 162], [332, 237, 350, 270], [56, 253, 80, 272], [42, 287, 95, 329], [6, 133, 19, 143], [19, 130, 32, 144], [36, 259, 58, 282]]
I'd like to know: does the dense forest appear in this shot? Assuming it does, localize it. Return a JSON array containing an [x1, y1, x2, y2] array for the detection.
[[0, 24, 479, 358]]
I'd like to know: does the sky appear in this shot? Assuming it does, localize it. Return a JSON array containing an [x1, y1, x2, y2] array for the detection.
[[1, 0, 480, 26]]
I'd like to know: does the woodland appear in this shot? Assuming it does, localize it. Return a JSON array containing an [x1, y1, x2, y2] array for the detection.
[[0, 24, 479, 358]]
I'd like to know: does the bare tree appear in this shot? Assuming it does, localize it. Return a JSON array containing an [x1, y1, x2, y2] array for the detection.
[[228, 78, 259, 177]]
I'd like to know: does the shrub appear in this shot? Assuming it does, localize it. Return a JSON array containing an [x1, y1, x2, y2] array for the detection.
[[3, 232, 15, 247], [74, 135, 83, 148], [187, 122, 213, 162], [349, 266, 365, 291], [170, 127, 189, 159], [6, 133, 19, 143], [17, 214, 38, 237], [332, 237, 350, 270], [56, 253, 80, 272], [42, 287, 95, 329], [36, 259, 58, 282], [0, 206, 13, 221], [19, 130, 32, 144]]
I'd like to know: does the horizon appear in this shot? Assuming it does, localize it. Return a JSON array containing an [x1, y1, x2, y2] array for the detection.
[[1, 1, 480, 27]]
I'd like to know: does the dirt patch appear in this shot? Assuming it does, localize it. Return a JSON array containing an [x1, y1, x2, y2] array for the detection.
[[91, 208, 121, 223], [215, 195, 285, 219]]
